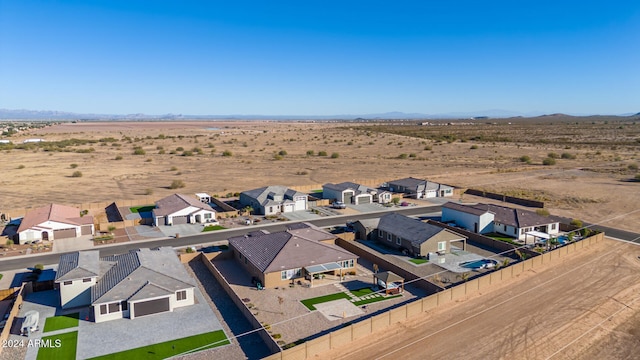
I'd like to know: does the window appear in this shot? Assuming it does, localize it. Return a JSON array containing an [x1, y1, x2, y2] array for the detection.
[[341, 259, 354, 268], [100, 304, 107, 315], [387, 233, 391, 241], [83, 278, 92, 283], [521, 229, 525, 235], [437, 241, 446, 251], [378, 231, 383, 239], [108, 303, 120, 313], [63, 281, 72, 286], [121, 301, 128, 311], [177, 290, 187, 301], [396, 237, 401, 245], [204, 213, 212, 219], [551, 223, 556, 230], [239, 253, 243, 260], [281, 271, 287, 280]]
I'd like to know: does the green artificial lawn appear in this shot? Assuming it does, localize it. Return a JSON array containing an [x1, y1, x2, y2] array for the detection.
[[36, 331, 77, 360], [88, 330, 230, 360], [350, 287, 375, 297], [0, 274, 3, 280], [353, 294, 402, 306], [311, 189, 323, 193], [409, 258, 428, 265], [301, 292, 351, 310], [202, 225, 226, 232], [129, 205, 155, 213], [43, 313, 79, 332]]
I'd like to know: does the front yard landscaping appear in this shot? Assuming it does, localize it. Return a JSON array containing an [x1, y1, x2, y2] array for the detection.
[[36, 331, 77, 360], [43, 313, 79, 332], [202, 225, 227, 232], [88, 330, 229, 360]]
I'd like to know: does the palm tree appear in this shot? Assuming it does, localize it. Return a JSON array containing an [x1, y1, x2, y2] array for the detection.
[[548, 237, 559, 250], [456, 272, 470, 283]]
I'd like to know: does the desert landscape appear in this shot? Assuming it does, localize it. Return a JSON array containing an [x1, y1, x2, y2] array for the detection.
[[1, 117, 638, 232]]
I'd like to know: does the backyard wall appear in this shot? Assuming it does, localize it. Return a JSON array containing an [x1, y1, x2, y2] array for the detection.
[[198, 254, 281, 355], [263, 231, 604, 360], [464, 189, 545, 208], [0, 284, 26, 357], [335, 238, 444, 295]]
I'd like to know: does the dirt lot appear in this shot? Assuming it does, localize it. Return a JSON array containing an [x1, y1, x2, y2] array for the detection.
[[315, 238, 640, 360], [0, 119, 638, 232]]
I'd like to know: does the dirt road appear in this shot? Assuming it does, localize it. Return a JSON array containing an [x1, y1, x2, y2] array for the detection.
[[315, 239, 640, 360]]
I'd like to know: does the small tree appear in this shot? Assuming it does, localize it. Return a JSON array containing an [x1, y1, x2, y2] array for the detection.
[[170, 180, 186, 189], [6, 239, 14, 247], [34, 263, 44, 274], [391, 197, 401, 205], [71, 171, 83, 178], [570, 219, 583, 228]]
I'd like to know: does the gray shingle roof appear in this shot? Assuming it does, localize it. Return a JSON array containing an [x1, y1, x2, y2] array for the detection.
[[55, 251, 101, 282], [241, 186, 306, 207], [229, 229, 357, 274], [388, 177, 426, 188], [88, 247, 193, 304], [378, 213, 464, 247], [154, 193, 214, 216], [323, 182, 376, 196], [443, 202, 557, 228]]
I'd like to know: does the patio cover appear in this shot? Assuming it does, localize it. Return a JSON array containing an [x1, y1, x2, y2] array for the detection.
[[305, 262, 342, 274], [525, 231, 550, 240], [375, 271, 404, 284]]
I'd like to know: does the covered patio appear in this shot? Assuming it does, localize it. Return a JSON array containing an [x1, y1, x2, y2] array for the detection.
[[525, 230, 550, 245], [305, 262, 344, 288], [373, 271, 404, 295]]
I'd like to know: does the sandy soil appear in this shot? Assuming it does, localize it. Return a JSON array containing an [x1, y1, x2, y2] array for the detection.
[[1, 121, 638, 232], [314, 238, 640, 360]]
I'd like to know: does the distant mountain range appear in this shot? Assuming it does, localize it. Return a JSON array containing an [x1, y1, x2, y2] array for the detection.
[[0, 108, 637, 120]]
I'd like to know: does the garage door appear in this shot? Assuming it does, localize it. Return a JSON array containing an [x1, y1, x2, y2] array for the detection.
[[343, 193, 353, 204], [133, 297, 170, 318], [81, 224, 93, 235], [156, 217, 166, 226], [171, 215, 189, 225], [357, 196, 371, 204], [53, 228, 76, 239]]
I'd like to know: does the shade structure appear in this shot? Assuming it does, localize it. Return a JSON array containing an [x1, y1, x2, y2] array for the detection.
[[305, 262, 342, 274]]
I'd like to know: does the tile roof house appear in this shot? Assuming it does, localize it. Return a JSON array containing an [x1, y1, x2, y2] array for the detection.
[[376, 213, 467, 257], [239, 186, 307, 216], [228, 227, 358, 288], [387, 177, 454, 199], [16, 204, 94, 244], [441, 202, 560, 240], [152, 193, 216, 226], [322, 182, 391, 204], [55, 247, 195, 322]]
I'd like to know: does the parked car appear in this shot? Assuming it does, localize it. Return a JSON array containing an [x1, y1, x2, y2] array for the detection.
[[332, 201, 346, 209]]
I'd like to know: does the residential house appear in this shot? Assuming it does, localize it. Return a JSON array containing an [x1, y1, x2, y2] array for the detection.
[[152, 193, 216, 226], [376, 213, 467, 257], [441, 202, 560, 240], [239, 185, 307, 216], [55, 247, 195, 322], [322, 182, 373, 205], [352, 218, 381, 240], [228, 227, 358, 288], [16, 204, 94, 244], [387, 177, 454, 199]]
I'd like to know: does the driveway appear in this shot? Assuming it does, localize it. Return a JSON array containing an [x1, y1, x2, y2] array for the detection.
[[158, 224, 207, 237], [282, 210, 323, 221], [19, 287, 227, 360]]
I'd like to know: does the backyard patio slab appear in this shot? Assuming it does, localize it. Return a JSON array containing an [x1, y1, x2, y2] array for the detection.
[[314, 298, 363, 321]]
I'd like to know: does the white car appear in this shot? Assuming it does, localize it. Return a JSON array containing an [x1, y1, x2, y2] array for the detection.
[[332, 201, 346, 209]]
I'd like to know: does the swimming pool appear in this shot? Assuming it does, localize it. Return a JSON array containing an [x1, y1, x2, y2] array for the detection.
[[460, 259, 498, 270]]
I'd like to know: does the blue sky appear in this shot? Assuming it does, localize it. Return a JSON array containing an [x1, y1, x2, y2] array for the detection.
[[1, 1, 638, 115]]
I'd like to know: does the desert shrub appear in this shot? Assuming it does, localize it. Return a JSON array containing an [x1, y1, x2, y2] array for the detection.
[[536, 209, 550, 216], [424, 145, 432, 150], [144, 188, 153, 195], [409, 153, 417, 157], [330, 152, 340, 158], [470, 145, 479, 149], [273, 154, 283, 160], [108, 225, 116, 232], [222, 150, 233, 157], [542, 157, 556, 166], [133, 147, 146, 155], [170, 180, 186, 189], [70, 163, 78, 168], [16, 164, 25, 169], [182, 150, 193, 156], [114, 155, 123, 160], [71, 171, 83, 177], [570, 219, 583, 228], [158, 149, 165, 154], [6, 239, 13, 246], [635, 174, 640, 181], [34, 263, 44, 271], [170, 166, 178, 171], [296, 170, 309, 175], [318, 151, 328, 156], [628, 163, 639, 171], [547, 152, 559, 159], [306, 150, 315, 156], [185, 247, 195, 253], [278, 150, 288, 156], [519, 155, 531, 163], [397, 153, 408, 159], [176, 146, 184, 151], [561, 152, 576, 159]]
